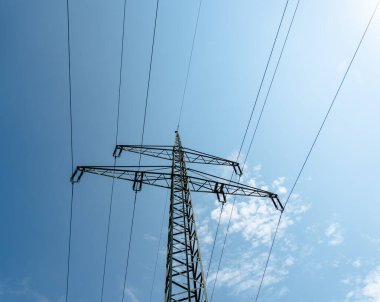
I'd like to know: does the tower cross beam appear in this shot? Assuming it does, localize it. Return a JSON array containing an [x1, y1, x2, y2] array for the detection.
[[113, 145, 242, 175], [70, 165, 283, 211]]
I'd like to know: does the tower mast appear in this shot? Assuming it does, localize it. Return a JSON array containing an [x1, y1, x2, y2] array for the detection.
[[165, 132, 208, 301]]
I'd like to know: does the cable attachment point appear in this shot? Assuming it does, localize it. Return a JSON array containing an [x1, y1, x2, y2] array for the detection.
[[233, 163, 243, 176], [70, 167, 84, 183], [214, 182, 226, 203], [113, 146, 122, 158], [270, 195, 284, 212], [133, 171, 144, 192]]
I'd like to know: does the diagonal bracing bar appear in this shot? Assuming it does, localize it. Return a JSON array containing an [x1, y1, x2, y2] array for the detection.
[[70, 132, 283, 301]]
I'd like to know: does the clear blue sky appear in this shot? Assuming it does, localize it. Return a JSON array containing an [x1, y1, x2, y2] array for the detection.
[[1, 0, 380, 301]]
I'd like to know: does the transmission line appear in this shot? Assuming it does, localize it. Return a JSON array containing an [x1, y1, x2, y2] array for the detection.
[[237, 0, 290, 159], [121, 0, 161, 299], [246, 0, 301, 159], [149, 192, 169, 302], [176, 0, 203, 131], [205, 1, 293, 299], [64, 0, 75, 301], [121, 192, 138, 302], [254, 1, 380, 301], [140, 0, 160, 150], [99, 0, 129, 301]]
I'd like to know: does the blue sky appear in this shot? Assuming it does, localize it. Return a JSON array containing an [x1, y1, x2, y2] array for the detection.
[[1, 0, 380, 301]]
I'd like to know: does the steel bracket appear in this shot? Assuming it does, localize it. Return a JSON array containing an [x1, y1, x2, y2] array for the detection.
[[113, 146, 122, 158], [233, 163, 243, 176], [214, 182, 226, 203], [70, 168, 84, 183], [133, 171, 144, 192]]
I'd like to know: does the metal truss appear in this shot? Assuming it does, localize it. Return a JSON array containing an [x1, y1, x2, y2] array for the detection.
[[71, 165, 283, 210], [165, 135, 208, 301], [113, 145, 243, 175], [71, 132, 283, 301]]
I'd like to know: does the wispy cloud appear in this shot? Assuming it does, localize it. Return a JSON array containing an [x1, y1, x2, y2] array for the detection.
[[344, 266, 380, 302], [210, 176, 308, 248], [325, 223, 344, 246], [143, 233, 158, 242], [362, 267, 380, 302], [124, 286, 140, 302], [203, 164, 309, 295], [353, 259, 362, 268], [198, 219, 214, 245], [2, 278, 51, 302], [207, 252, 295, 294]]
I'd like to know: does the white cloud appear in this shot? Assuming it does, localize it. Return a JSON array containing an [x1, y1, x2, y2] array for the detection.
[[325, 223, 344, 246], [198, 219, 214, 245], [362, 268, 380, 301], [205, 166, 309, 294], [272, 177, 288, 195], [345, 290, 355, 302], [277, 286, 290, 298], [211, 198, 286, 247], [207, 252, 294, 294], [344, 266, 380, 302], [143, 234, 158, 242], [210, 191, 308, 248], [2, 278, 52, 302], [353, 259, 362, 268], [124, 286, 140, 302]]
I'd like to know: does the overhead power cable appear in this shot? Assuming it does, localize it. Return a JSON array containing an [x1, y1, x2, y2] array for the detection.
[[140, 0, 160, 151], [254, 1, 380, 301], [206, 0, 294, 299], [64, 0, 75, 301], [176, 0, 203, 131], [121, 0, 161, 300], [121, 192, 138, 302], [149, 192, 169, 302], [246, 0, 301, 158], [100, 0, 129, 301], [236, 0, 290, 159]]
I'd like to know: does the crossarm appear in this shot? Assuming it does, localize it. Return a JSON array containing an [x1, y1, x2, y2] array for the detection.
[[71, 165, 283, 211], [113, 145, 242, 175]]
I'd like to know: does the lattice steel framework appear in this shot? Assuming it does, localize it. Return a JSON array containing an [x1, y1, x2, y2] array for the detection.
[[164, 133, 208, 301], [70, 132, 283, 301]]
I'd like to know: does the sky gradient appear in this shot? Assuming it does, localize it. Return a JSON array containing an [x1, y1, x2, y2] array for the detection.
[[1, 0, 380, 301]]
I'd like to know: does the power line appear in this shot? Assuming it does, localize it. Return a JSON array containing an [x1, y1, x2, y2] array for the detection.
[[121, 0, 161, 298], [100, 0, 129, 300], [140, 0, 161, 150], [100, 173, 117, 302], [237, 0, 290, 159], [209, 183, 239, 301], [206, 1, 293, 299], [121, 192, 138, 302], [64, 0, 74, 300], [254, 1, 380, 300], [200, 202, 224, 302], [204, 204, 223, 282], [65, 186, 74, 302], [246, 0, 301, 159], [176, 0, 203, 131], [115, 0, 128, 146], [149, 192, 169, 302]]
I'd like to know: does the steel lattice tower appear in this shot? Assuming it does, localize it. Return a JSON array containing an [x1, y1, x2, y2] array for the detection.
[[165, 133, 208, 301], [71, 131, 283, 301]]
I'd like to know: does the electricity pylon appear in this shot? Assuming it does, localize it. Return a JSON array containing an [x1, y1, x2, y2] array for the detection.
[[71, 131, 283, 302]]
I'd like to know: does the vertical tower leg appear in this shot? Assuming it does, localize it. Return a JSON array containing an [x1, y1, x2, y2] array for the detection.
[[165, 132, 208, 302]]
